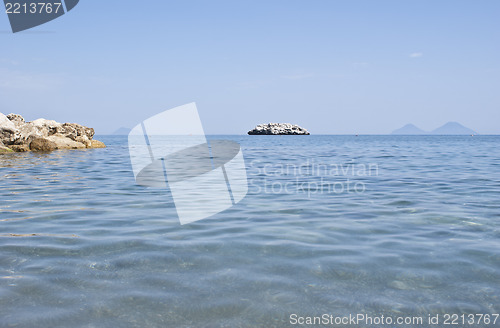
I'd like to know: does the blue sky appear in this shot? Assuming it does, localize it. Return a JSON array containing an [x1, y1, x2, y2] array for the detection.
[[1, 0, 499, 134]]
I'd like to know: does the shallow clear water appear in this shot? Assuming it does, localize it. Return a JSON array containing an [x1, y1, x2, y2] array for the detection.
[[1, 135, 499, 327]]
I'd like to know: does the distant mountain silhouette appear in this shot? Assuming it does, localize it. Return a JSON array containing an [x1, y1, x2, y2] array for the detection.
[[112, 127, 131, 135], [431, 122, 477, 135], [391, 122, 477, 135], [391, 124, 427, 135]]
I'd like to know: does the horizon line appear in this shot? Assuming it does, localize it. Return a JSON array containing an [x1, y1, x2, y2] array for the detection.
[[96, 133, 499, 136]]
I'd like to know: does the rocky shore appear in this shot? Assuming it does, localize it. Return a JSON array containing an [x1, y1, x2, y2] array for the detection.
[[248, 123, 310, 135], [0, 113, 105, 153]]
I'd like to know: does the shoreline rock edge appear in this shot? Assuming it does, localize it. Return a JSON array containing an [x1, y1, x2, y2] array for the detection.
[[0, 112, 106, 153]]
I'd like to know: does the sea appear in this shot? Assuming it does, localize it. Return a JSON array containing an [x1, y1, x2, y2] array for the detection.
[[1, 135, 499, 327]]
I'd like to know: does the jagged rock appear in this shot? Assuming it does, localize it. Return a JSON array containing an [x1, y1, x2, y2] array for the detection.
[[6, 113, 24, 127], [248, 123, 310, 135], [9, 122, 34, 145], [1, 113, 17, 134], [75, 135, 91, 147], [30, 118, 61, 134], [56, 123, 95, 140], [0, 112, 105, 152]]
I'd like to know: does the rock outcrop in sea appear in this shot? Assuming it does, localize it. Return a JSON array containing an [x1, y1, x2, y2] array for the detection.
[[0, 112, 106, 153], [248, 123, 310, 135]]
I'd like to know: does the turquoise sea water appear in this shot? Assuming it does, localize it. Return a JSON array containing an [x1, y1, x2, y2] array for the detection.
[[1, 135, 499, 327]]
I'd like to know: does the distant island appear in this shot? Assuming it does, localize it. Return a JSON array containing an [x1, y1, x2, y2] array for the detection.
[[391, 124, 427, 135], [248, 123, 310, 135], [112, 127, 132, 135], [392, 122, 477, 135]]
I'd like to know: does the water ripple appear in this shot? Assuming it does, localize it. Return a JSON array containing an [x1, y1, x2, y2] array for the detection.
[[1, 135, 499, 327]]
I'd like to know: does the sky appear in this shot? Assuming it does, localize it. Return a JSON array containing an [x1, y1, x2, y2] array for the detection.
[[0, 0, 499, 134]]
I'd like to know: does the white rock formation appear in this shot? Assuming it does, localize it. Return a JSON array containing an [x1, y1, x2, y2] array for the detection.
[[248, 123, 310, 135]]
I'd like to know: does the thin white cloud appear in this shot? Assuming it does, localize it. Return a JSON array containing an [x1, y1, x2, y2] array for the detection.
[[0, 58, 19, 66], [0, 68, 63, 90], [409, 52, 423, 58]]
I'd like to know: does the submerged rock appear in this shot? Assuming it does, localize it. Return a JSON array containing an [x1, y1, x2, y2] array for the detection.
[[0, 112, 106, 153], [248, 123, 310, 135], [90, 140, 106, 148]]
